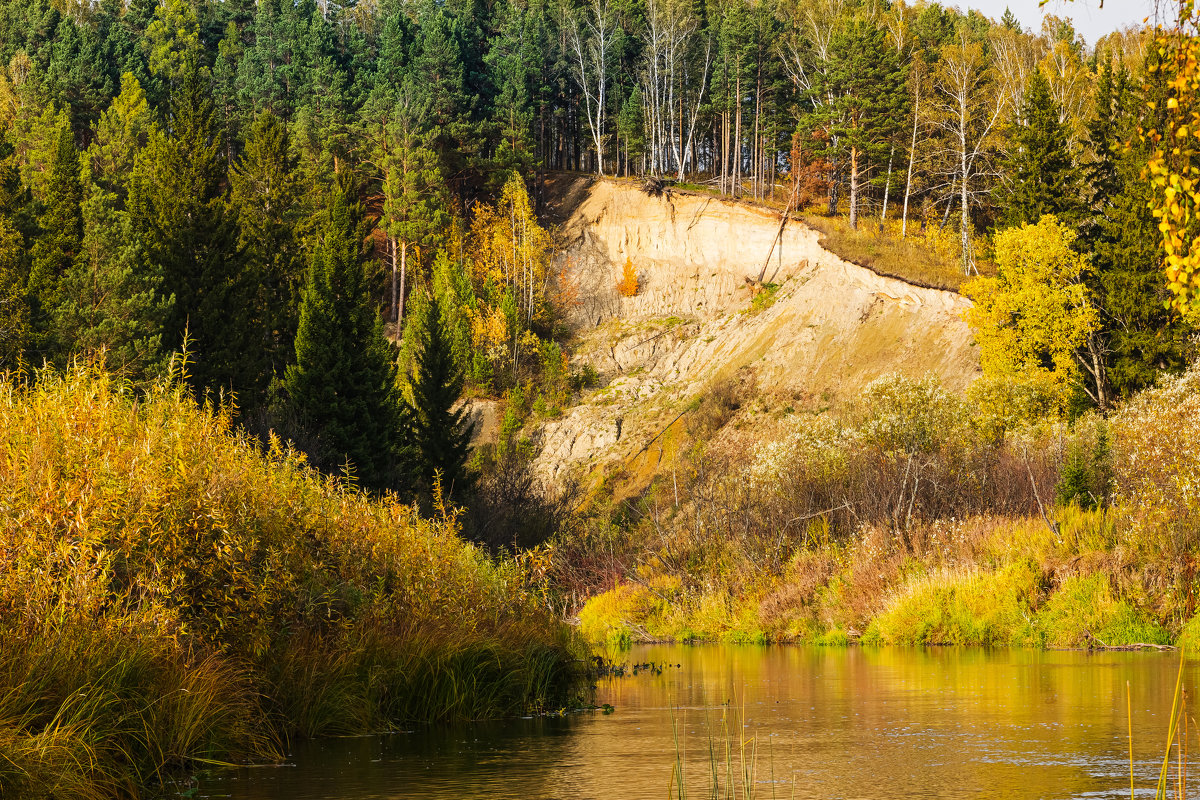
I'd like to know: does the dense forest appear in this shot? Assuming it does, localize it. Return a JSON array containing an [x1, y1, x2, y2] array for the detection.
[[0, 0, 1189, 505]]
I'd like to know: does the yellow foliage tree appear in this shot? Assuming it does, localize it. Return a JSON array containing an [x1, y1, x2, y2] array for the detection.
[[962, 216, 1098, 414], [470, 172, 552, 330], [616, 256, 639, 297], [1144, 0, 1200, 319]]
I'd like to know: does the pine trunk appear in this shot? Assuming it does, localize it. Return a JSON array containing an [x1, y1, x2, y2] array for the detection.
[[732, 68, 742, 198], [390, 236, 399, 323], [901, 88, 919, 239], [399, 240, 408, 324], [849, 145, 859, 230]]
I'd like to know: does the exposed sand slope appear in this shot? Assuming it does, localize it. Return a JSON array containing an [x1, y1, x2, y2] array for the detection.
[[533, 176, 979, 482]]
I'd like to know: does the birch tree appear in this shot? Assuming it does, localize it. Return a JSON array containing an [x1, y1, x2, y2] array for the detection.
[[642, 0, 712, 179], [930, 28, 1010, 273], [567, 0, 615, 175]]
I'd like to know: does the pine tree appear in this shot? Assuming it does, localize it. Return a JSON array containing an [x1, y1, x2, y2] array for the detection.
[[145, 0, 202, 89], [283, 179, 410, 493], [413, 6, 483, 196], [0, 215, 28, 370], [810, 18, 908, 229], [616, 86, 646, 176], [373, 77, 449, 326], [408, 292, 474, 501], [0, 135, 33, 365], [86, 72, 157, 202], [27, 120, 83, 359], [999, 70, 1083, 229], [235, 0, 294, 116], [486, 0, 538, 175]]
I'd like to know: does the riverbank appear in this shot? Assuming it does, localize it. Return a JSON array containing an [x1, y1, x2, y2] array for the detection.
[[563, 365, 1200, 651], [0, 366, 586, 799]]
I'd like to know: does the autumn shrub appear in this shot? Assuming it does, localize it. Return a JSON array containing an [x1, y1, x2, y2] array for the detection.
[[0, 365, 584, 797], [553, 368, 1200, 647], [1109, 364, 1200, 556], [578, 582, 663, 647], [740, 374, 1051, 546], [616, 256, 639, 297]]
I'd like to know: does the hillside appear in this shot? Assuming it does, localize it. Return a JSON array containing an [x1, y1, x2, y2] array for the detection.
[[532, 176, 980, 486]]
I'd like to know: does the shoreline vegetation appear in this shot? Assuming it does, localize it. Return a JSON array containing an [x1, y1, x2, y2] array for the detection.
[[561, 365, 1200, 653], [0, 364, 586, 799]]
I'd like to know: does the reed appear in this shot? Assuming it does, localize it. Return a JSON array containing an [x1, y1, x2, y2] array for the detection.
[[668, 701, 780, 800]]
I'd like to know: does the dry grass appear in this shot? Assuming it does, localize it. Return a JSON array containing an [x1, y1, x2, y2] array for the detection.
[[801, 213, 982, 292]]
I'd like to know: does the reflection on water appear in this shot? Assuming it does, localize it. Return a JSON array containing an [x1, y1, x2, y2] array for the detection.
[[198, 645, 1200, 800]]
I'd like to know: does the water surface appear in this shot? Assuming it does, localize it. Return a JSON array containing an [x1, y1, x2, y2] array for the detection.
[[198, 645, 1200, 799]]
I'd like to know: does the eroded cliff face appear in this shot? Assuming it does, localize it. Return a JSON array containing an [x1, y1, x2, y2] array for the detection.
[[531, 176, 980, 485]]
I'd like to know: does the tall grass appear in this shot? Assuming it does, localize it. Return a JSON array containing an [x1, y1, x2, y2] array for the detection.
[[0, 364, 585, 798]]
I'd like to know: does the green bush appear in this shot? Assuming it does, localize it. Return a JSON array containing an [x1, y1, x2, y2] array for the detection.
[[1035, 574, 1168, 647], [862, 562, 1041, 646]]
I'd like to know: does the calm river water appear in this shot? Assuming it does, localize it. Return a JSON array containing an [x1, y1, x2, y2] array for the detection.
[[197, 644, 1200, 800]]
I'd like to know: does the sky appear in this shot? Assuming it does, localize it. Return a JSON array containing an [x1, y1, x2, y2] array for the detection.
[[958, 0, 1165, 45]]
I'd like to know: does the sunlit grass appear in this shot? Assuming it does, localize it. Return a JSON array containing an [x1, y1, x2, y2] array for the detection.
[[800, 213, 981, 292]]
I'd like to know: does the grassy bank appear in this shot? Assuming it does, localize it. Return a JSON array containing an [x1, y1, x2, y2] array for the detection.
[[561, 366, 1200, 650], [0, 365, 585, 799], [800, 213, 980, 292]]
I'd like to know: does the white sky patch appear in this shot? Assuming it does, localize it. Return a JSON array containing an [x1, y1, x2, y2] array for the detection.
[[954, 0, 1165, 45]]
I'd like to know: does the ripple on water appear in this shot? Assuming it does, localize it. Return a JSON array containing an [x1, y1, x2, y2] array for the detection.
[[197, 645, 1200, 800]]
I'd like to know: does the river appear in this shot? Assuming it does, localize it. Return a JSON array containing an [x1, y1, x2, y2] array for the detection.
[[197, 644, 1199, 799]]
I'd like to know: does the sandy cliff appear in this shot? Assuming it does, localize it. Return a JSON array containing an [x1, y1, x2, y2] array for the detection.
[[531, 176, 980, 484]]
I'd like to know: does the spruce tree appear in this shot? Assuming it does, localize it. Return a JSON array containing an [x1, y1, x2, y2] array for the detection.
[[999, 70, 1083, 229], [229, 110, 304, 378], [54, 186, 167, 381], [27, 122, 83, 360], [129, 60, 265, 406], [1083, 57, 1189, 398], [283, 180, 410, 493], [408, 292, 475, 501]]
